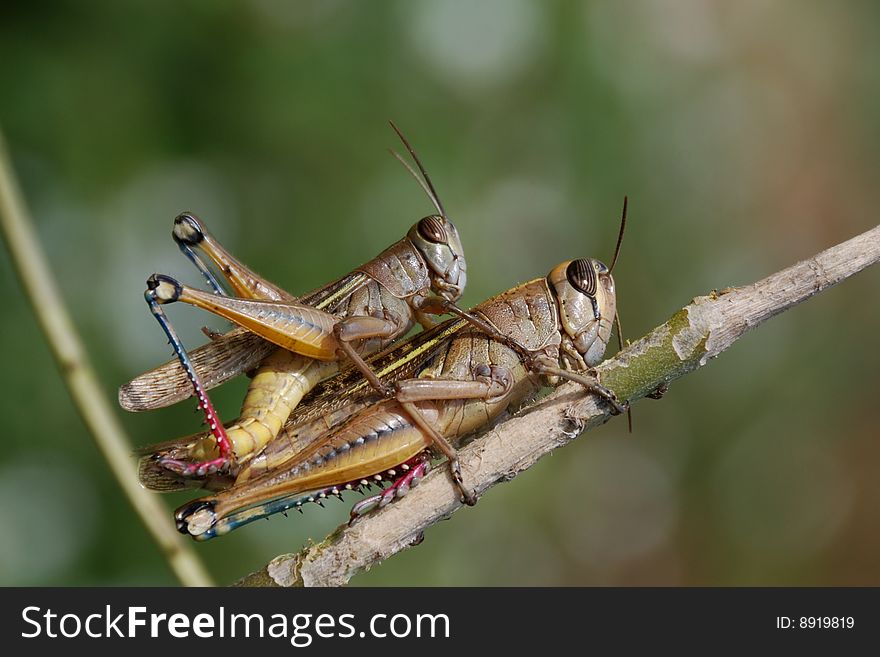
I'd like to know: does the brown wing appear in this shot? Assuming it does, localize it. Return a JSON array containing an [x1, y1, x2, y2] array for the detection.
[[138, 454, 235, 492], [119, 328, 276, 411]]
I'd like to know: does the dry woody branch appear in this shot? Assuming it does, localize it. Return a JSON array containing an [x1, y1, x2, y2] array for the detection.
[[236, 224, 880, 588]]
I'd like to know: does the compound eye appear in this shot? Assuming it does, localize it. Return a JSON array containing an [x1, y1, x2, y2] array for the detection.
[[566, 259, 597, 297], [417, 215, 448, 244]]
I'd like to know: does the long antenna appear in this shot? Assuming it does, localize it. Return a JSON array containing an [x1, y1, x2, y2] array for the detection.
[[609, 195, 627, 273], [388, 148, 443, 216], [612, 195, 631, 431], [388, 120, 446, 217]]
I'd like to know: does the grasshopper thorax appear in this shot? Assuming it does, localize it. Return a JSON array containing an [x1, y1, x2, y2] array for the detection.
[[548, 258, 616, 368], [408, 215, 467, 302]]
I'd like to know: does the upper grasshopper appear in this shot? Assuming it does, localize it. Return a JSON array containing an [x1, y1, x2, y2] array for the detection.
[[172, 242, 628, 539], [124, 124, 496, 499]]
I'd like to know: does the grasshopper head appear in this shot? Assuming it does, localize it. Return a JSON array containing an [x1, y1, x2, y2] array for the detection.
[[548, 258, 616, 367], [408, 215, 467, 302]]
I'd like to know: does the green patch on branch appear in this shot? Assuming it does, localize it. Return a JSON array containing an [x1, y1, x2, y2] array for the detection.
[[600, 307, 709, 402]]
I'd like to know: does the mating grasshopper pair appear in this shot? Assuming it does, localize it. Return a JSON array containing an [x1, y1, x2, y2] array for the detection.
[[122, 126, 627, 540]]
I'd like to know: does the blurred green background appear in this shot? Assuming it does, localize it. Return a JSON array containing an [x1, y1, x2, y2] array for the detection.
[[1, 0, 878, 586]]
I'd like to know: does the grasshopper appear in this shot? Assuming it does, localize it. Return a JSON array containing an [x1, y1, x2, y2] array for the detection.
[[172, 214, 628, 539], [126, 125, 502, 502]]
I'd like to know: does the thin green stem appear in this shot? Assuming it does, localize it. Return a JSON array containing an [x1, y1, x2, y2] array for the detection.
[[0, 125, 214, 587]]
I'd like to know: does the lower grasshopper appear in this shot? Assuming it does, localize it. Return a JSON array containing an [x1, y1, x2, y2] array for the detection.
[[172, 225, 627, 538], [126, 124, 507, 502]]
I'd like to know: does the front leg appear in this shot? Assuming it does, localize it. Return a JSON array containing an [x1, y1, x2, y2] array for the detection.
[[530, 358, 628, 415]]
